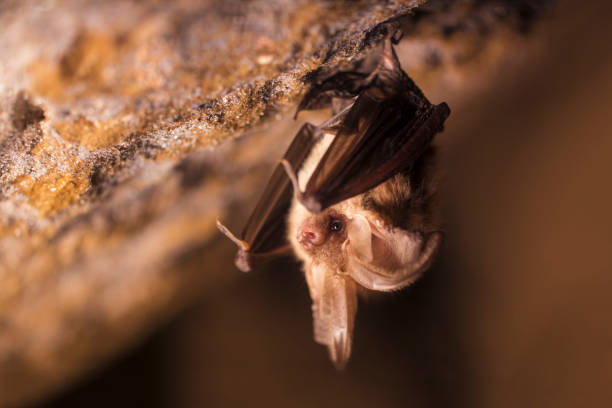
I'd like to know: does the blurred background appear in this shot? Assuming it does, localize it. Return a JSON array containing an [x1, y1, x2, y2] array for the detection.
[[1, 1, 611, 407]]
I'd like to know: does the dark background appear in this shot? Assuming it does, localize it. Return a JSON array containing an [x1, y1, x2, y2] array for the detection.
[[38, 1, 612, 407]]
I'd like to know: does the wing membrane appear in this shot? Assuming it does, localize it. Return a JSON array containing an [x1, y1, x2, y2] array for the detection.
[[298, 91, 450, 212], [218, 123, 320, 271]]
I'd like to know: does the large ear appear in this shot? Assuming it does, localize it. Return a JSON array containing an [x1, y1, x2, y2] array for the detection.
[[345, 217, 442, 292], [304, 262, 358, 370]]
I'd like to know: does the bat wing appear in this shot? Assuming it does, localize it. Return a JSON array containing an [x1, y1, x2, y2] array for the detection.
[[285, 92, 450, 213], [284, 35, 450, 213], [217, 123, 320, 271]]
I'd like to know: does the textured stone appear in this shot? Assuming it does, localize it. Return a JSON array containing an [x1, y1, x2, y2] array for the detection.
[[0, 0, 550, 406]]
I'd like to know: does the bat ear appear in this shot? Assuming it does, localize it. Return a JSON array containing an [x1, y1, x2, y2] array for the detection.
[[345, 217, 442, 292], [304, 262, 357, 370]]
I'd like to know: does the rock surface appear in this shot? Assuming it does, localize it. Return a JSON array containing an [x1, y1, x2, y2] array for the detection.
[[0, 0, 550, 406]]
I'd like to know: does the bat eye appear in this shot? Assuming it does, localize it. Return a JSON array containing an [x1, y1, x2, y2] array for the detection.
[[329, 219, 344, 233]]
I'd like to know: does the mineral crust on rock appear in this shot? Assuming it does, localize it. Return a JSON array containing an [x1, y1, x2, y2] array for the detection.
[[0, 0, 551, 406]]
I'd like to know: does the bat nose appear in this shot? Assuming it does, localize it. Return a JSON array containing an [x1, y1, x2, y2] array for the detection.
[[297, 225, 325, 248]]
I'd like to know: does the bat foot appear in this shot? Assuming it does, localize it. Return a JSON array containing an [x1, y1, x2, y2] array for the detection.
[[378, 32, 402, 73]]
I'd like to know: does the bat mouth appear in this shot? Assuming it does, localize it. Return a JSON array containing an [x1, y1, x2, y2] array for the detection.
[[297, 234, 315, 250], [297, 229, 326, 250]]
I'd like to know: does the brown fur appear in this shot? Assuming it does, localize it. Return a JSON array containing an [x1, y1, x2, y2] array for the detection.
[[362, 147, 441, 235]]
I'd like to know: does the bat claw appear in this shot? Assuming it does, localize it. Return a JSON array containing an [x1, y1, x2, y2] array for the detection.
[[280, 159, 325, 213], [300, 195, 323, 214], [390, 27, 403, 44]]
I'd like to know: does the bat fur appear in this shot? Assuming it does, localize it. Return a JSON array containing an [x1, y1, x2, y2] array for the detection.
[[217, 32, 449, 369]]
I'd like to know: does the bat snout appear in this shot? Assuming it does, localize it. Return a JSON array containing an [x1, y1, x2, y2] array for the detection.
[[297, 222, 327, 249]]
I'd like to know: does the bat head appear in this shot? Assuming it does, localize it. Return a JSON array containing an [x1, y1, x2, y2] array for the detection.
[[288, 190, 442, 367], [292, 198, 440, 291]]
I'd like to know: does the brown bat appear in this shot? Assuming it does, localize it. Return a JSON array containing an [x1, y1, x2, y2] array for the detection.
[[217, 34, 450, 369]]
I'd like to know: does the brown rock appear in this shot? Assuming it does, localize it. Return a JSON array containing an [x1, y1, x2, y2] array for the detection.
[[0, 0, 551, 406]]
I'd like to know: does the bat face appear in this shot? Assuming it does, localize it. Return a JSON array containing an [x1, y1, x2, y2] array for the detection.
[[217, 32, 449, 368]]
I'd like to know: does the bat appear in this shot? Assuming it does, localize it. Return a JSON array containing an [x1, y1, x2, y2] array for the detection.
[[217, 33, 450, 369]]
